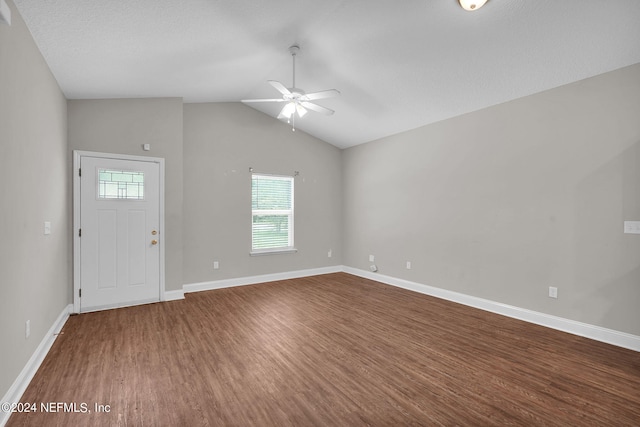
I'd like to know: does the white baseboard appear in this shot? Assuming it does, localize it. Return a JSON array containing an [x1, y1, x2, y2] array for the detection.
[[343, 266, 640, 352], [164, 289, 185, 301], [183, 265, 343, 294], [0, 304, 72, 427]]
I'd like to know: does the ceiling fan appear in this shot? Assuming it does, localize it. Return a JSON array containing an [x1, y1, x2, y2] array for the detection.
[[241, 45, 340, 130]]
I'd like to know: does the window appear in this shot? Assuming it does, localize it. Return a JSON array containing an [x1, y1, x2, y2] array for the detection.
[[251, 173, 295, 254], [98, 169, 144, 200]]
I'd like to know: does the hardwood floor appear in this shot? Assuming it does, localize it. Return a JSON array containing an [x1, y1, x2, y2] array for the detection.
[[7, 273, 640, 426]]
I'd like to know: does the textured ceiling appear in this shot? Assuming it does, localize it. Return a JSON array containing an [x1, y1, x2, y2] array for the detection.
[[13, 0, 640, 148]]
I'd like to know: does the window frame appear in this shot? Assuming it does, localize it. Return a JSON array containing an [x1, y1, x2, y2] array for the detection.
[[250, 173, 296, 256]]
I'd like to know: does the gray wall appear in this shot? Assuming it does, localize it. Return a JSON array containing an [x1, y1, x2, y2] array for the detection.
[[182, 103, 342, 284], [67, 98, 184, 291], [0, 0, 69, 399], [343, 63, 640, 336]]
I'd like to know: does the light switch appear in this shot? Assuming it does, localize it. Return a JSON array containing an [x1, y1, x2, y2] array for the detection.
[[44, 221, 51, 235], [623, 221, 640, 234]]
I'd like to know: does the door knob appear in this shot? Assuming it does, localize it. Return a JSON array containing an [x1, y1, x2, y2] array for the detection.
[[151, 239, 158, 245], [151, 230, 157, 235]]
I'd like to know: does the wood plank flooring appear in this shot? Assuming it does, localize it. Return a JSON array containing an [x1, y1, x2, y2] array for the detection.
[[7, 272, 640, 426]]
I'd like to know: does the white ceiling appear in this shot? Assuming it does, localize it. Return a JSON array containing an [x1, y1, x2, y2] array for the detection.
[[13, 0, 640, 149]]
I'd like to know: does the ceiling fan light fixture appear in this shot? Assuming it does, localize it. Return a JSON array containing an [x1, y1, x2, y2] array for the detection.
[[280, 102, 296, 119], [296, 104, 308, 118], [459, 0, 488, 11]]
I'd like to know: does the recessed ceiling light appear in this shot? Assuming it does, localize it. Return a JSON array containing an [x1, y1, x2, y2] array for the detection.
[[459, 0, 488, 11]]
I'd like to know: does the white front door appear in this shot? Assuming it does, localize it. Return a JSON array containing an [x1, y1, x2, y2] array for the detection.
[[77, 154, 162, 312]]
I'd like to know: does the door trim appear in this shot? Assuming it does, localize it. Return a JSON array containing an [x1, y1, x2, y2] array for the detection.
[[73, 150, 166, 314]]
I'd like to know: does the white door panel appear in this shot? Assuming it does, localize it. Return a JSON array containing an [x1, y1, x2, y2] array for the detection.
[[128, 210, 147, 286], [79, 156, 161, 312], [97, 209, 117, 289]]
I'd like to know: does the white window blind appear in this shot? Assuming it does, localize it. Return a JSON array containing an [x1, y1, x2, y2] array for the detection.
[[251, 174, 295, 254]]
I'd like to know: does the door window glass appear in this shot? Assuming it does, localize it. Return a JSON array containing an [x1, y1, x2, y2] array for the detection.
[[98, 169, 144, 200]]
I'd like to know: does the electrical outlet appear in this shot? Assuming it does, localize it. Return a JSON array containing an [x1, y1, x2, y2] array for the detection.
[[44, 221, 51, 235], [369, 255, 375, 262], [328, 249, 332, 258], [213, 261, 219, 270], [25, 320, 30, 338], [549, 286, 558, 299], [406, 261, 411, 270]]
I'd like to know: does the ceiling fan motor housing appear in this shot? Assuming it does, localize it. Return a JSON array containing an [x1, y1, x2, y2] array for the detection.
[[285, 88, 305, 100]]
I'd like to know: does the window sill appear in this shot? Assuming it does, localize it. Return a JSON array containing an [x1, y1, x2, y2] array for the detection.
[[250, 248, 298, 256]]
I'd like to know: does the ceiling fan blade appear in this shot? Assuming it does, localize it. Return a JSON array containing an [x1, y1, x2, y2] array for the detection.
[[268, 80, 292, 96], [300, 89, 340, 101], [300, 102, 335, 116], [241, 99, 286, 103]]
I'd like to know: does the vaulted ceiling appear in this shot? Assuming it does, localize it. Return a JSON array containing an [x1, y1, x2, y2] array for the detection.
[[13, 0, 640, 148]]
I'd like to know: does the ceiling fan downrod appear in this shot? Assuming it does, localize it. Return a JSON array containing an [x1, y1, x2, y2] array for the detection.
[[289, 45, 299, 89]]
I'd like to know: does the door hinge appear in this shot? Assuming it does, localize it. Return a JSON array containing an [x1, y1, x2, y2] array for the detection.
[[79, 289, 82, 298], [78, 168, 81, 177], [78, 228, 82, 237]]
